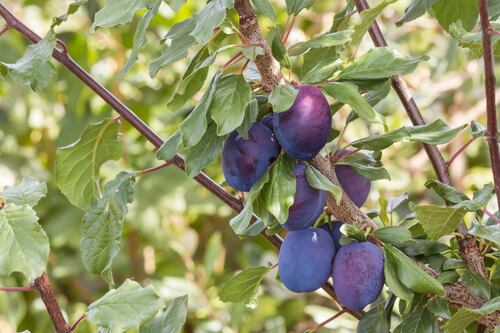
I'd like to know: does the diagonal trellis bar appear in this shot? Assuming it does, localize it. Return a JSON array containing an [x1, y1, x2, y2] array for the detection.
[[0, 3, 362, 320]]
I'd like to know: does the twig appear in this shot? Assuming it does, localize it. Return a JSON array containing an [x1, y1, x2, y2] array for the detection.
[[283, 15, 296, 44], [478, 0, 500, 211], [33, 273, 70, 333], [0, 23, 9, 36], [241, 59, 250, 73], [481, 208, 500, 224], [223, 51, 243, 68], [446, 136, 477, 168], [137, 160, 174, 176], [307, 309, 346, 332], [68, 314, 86, 333], [0, 286, 34, 292]]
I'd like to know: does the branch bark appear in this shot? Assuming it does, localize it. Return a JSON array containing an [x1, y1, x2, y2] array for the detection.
[[478, 0, 500, 210], [33, 273, 70, 333], [352, 0, 486, 278]]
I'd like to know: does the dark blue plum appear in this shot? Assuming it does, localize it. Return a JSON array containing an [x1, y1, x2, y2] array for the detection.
[[279, 227, 335, 292], [283, 163, 326, 231], [334, 150, 371, 207], [332, 242, 384, 311], [320, 220, 343, 251], [222, 122, 280, 191], [273, 85, 331, 160], [260, 114, 274, 130]]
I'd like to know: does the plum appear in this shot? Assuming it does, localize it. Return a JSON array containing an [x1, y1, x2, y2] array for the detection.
[[279, 227, 335, 292], [321, 220, 343, 251], [332, 242, 384, 311], [273, 85, 331, 160], [334, 150, 371, 207], [222, 121, 280, 191], [260, 114, 274, 130], [283, 163, 326, 231]]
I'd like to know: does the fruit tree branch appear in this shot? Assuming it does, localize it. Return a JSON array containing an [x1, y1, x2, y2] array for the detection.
[[33, 273, 71, 333], [352, 0, 486, 278], [0, 3, 361, 320], [478, 0, 500, 210]]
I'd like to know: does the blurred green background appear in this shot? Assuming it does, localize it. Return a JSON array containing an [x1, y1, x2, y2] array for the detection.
[[0, 0, 498, 332]]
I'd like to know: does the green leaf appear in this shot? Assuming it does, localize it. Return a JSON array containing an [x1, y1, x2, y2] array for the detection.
[[449, 21, 500, 58], [375, 226, 412, 244], [140, 295, 188, 333], [190, 0, 234, 44], [237, 98, 259, 139], [210, 74, 252, 136], [462, 270, 491, 300], [149, 35, 196, 78], [396, 0, 438, 26], [179, 71, 221, 147], [415, 205, 466, 241], [322, 82, 385, 126], [424, 180, 469, 203], [395, 296, 440, 333], [120, 0, 161, 74], [340, 224, 366, 242], [163, 0, 184, 12], [398, 239, 449, 257], [87, 279, 164, 332], [384, 243, 414, 301], [184, 122, 225, 177], [443, 297, 500, 333], [55, 118, 123, 209], [338, 47, 428, 80], [302, 59, 343, 84], [357, 303, 390, 333], [91, 0, 154, 30], [471, 121, 486, 138], [0, 204, 50, 281], [351, 119, 467, 151], [339, 152, 391, 181], [2, 34, 56, 91], [155, 130, 181, 161], [285, 0, 314, 15], [219, 266, 269, 304], [0, 177, 47, 207], [305, 164, 342, 204], [432, 0, 478, 32], [241, 45, 265, 61], [384, 244, 445, 296], [252, 0, 276, 21], [268, 27, 291, 69], [454, 183, 494, 211], [269, 84, 298, 113], [288, 30, 353, 56], [81, 172, 136, 283], [262, 155, 296, 224], [425, 296, 451, 319], [351, 0, 397, 47], [52, 0, 88, 27], [468, 223, 500, 246]]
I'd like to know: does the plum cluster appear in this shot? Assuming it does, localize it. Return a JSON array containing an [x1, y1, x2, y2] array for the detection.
[[221, 84, 382, 312]]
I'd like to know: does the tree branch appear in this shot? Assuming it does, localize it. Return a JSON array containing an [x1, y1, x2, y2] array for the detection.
[[352, 0, 486, 278], [478, 0, 500, 210], [33, 273, 70, 333]]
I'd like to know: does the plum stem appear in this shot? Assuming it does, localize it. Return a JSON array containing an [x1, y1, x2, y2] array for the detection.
[[307, 309, 346, 332]]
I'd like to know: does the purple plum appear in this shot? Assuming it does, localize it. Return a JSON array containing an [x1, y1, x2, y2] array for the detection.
[[332, 242, 384, 311], [279, 227, 335, 292], [320, 220, 343, 251], [273, 85, 331, 160], [334, 150, 371, 207]]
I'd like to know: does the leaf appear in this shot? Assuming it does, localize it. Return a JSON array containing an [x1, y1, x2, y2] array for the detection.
[[357, 303, 390, 333], [449, 21, 500, 58], [52, 0, 88, 27], [432, 0, 478, 32], [468, 223, 500, 245], [375, 226, 412, 244], [425, 296, 451, 319], [383, 243, 414, 301], [210, 74, 252, 136], [163, 0, 184, 12], [155, 130, 181, 161], [179, 71, 221, 147], [443, 297, 500, 333], [415, 205, 467, 240], [0, 177, 47, 207], [471, 121, 486, 138], [149, 35, 196, 78], [395, 296, 440, 333], [219, 266, 269, 304], [285, 0, 314, 15], [338, 47, 428, 80], [351, 119, 467, 151], [252, 0, 276, 21], [462, 270, 491, 300], [55, 118, 123, 209], [384, 244, 445, 296], [339, 152, 391, 181], [305, 164, 342, 204], [2, 34, 56, 91], [80, 172, 136, 283], [87, 279, 164, 332], [140, 295, 188, 333], [268, 27, 291, 69], [269, 84, 298, 113], [454, 183, 494, 211], [424, 180, 469, 203], [184, 122, 225, 177], [241, 45, 265, 61], [237, 98, 259, 139], [120, 0, 161, 74], [351, 0, 397, 47], [91, 0, 154, 30], [302, 59, 343, 84], [322, 82, 385, 126], [398, 239, 449, 257], [0, 204, 49, 281], [288, 30, 353, 56], [261, 155, 296, 224], [396, 0, 438, 26], [190, 0, 234, 44]]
